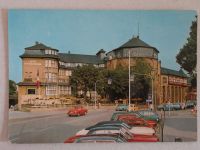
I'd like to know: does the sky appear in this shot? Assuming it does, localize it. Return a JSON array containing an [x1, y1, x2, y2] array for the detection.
[[8, 10, 197, 83]]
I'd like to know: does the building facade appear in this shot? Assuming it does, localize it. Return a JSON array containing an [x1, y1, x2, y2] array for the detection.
[[160, 68, 189, 103], [18, 42, 105, 109], [17, 37, 190, 110], [106, 36, 161, 106]]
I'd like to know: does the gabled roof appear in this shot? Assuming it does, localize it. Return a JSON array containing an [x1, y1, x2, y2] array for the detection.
[[96, 49, 106, 55], [58, 53, 104, 64], [161, 67, 188, 78], [25, 42, 59, 51], [113, 36, 159, 53]]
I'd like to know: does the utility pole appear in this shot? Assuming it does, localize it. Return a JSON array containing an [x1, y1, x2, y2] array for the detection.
[[94, 82, 97, 109], [128, 50, 131, 110]]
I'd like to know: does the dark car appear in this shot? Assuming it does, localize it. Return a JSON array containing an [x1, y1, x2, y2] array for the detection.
[[86, 121, 132, 130]]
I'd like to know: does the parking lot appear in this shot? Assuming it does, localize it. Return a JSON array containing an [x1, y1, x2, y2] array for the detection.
[[8, 106, 197, 143]]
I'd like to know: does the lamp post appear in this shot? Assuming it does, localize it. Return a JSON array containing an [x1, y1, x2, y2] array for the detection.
[[94, 82, 97, 109], [128, 50, 131, 109]]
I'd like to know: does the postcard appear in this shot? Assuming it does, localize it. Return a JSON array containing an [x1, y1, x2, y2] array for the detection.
[[8, 9, 197, 143]]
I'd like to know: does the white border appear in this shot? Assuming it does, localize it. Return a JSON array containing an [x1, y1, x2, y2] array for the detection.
[[0, 0, 199, 150]]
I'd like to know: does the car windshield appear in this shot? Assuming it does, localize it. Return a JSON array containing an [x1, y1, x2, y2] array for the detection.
[[119, 127, 132, 140]]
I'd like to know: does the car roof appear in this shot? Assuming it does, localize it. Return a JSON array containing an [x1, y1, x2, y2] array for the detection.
[[87, 126, 122, 131], [75, 135, 126, 143], [86, 121, 131, 130]]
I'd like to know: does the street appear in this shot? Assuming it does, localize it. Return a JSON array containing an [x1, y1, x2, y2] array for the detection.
[[9, 108, 197, 143], [9, 108, 114, 143]]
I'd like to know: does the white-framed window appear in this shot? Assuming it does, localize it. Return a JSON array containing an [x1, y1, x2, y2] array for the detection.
[[46, 85, 57, 95], [45, 60, 57, 68], [45, 72, 57, 82], [45, 49, 57, 55], [59, 86, 71, 95]]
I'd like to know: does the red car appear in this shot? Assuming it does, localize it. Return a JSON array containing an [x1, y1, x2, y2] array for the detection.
[[64, 134, 158, 143], [64, 126, 159, 143], [117, 114, 157, 128], [67, 106, 88, 117]]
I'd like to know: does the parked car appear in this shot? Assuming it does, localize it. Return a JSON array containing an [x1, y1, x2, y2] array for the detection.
[[157, 103, 182, 111], [110, 112, 140, 121], [117, 114, 157, 128], [185, 100, 196, 109], [86, 126, 159, 142], [135, 110, 160, 122], [172, 103, 182, 110], [64, 134, 127, 143], [115, 104, 128, 111], [67, 106, 88, 117], [65, 126, 159, 143], [157, 104, 164, 111], [76, 121, 155, 136]]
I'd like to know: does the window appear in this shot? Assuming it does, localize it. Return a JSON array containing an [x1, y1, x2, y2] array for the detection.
[[162, 77, 167, 84], [27, 89, 36, 95], [45, 60, 57, 68], [46, 86, 57, 95], [59, 86, 71, 95], [45, 72, 57, 82]]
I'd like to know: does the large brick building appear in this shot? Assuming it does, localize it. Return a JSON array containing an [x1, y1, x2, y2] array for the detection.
[[18, 42, 105, 109], [17, 37, 190, 110]]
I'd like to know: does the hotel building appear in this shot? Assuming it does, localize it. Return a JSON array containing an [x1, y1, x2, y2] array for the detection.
[[17, 37, 190, 110]]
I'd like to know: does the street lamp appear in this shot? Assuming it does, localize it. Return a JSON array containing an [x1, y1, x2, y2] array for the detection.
[[128, 49, 131, 110]]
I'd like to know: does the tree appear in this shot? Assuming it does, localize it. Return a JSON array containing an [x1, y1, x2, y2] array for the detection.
[[9, 80, 17, 95], [70, 65, 99, 100], [176, 17, 197, 88], [105, 67, 129, 101], [131, 58, 152, 101]]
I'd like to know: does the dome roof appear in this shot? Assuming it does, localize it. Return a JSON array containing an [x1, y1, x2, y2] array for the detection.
[[113, 36, 159, 53]]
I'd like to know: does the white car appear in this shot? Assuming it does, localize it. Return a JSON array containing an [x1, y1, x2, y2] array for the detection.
[[76, 121, 155, 136]]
